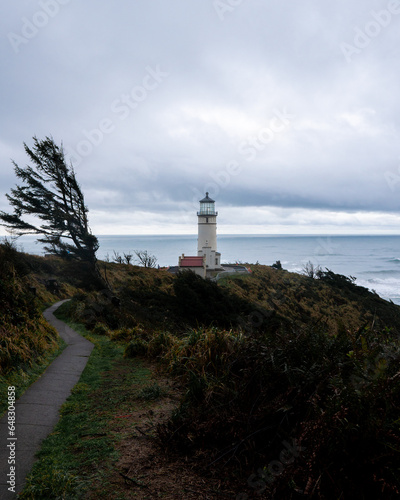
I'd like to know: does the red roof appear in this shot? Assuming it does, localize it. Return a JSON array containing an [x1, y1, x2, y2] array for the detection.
[[180, 256, 204, 267]]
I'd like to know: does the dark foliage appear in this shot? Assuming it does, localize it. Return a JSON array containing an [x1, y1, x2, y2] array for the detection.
[[158, 324, 400, 498], [68, 267, 259, 333], [0, 240, 38, 323], [173, 270, 255, 328], [0, 240, 58, 375], [318, 268, 358, 288]]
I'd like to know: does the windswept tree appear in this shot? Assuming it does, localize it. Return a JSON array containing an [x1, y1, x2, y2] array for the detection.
[[0, 136, 99, 266]]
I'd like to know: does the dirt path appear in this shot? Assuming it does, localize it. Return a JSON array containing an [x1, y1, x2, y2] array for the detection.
[[0, 300, 93, 499]]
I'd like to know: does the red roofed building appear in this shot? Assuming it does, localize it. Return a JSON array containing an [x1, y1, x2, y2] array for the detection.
[[178, 254, 206, 278], [180, 256, 204, 267]]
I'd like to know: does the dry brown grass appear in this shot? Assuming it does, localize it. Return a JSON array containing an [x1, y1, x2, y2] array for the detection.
[[219, 264, 400, 335]]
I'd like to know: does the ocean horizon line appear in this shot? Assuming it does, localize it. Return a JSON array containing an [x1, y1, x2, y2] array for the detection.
[[2, 232, 400, 241], [96, 233, 400, 238]]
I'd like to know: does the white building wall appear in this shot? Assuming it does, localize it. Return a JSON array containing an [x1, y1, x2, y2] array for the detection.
[[197, 218, 217, 253], [198, 246, 215, 269], [197, 198, 221, 271]]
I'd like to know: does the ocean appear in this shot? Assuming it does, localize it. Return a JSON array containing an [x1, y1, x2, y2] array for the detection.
[[9, 234, 400, 306]]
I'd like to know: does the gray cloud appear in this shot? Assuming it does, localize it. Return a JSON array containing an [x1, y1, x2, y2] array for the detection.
[[1, 0, 400, 234]]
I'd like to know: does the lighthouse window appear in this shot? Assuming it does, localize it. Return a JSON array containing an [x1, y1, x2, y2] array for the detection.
[[199, 202, 215, 215]]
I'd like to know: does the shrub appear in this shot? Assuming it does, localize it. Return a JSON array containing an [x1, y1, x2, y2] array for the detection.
[[147, 331, 176, 357], [110, 325, 146, 342], [157, 323, 400, 498], [92, 322, 109, 335], [137, 382, 166, 401], [124, 338, 148, 358]]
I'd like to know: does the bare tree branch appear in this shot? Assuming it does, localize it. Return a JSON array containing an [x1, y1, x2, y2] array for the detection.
[[134, 250, 157, 268]]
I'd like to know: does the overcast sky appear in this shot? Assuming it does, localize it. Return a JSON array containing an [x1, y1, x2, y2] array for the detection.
[[1, 0, 400, 235]]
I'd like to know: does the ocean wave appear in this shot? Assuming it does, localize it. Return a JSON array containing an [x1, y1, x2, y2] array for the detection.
[[387, 258, 400, 263], [357, 277, 400, 303], [313, 253, 343, 257], [365, 277, 400, 285], [362, 270, 400, 276]]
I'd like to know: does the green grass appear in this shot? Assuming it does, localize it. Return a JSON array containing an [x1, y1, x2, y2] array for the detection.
[[0, 336, 66, 417], [137, 382, 167, 401], [19, 305, 154, 499]]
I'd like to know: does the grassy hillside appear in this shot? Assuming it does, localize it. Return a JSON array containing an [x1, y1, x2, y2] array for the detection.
[[0, 242, 60, 412], [3, 246, 400, 498], [63, 259, 400, 337], [58, 259, 400, 498], [0, 241, 100, 413], [219, 265, 400, 335]]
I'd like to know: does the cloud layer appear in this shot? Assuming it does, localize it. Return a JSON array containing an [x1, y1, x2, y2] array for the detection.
[[1, 0, 400, 234]]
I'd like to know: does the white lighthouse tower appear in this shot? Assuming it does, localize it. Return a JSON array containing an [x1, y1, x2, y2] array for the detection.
[[197, 193, 221, 270]]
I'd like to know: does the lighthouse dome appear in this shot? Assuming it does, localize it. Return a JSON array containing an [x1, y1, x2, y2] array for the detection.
[[199, 192, 215, 203]]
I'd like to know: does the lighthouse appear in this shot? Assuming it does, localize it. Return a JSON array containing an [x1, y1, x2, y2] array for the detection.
[[176, 192, 222, 277], [197, 193, 221, 270]]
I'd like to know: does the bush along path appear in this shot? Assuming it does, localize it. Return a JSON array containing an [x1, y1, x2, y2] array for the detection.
[[0, 300, 94, 499]]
